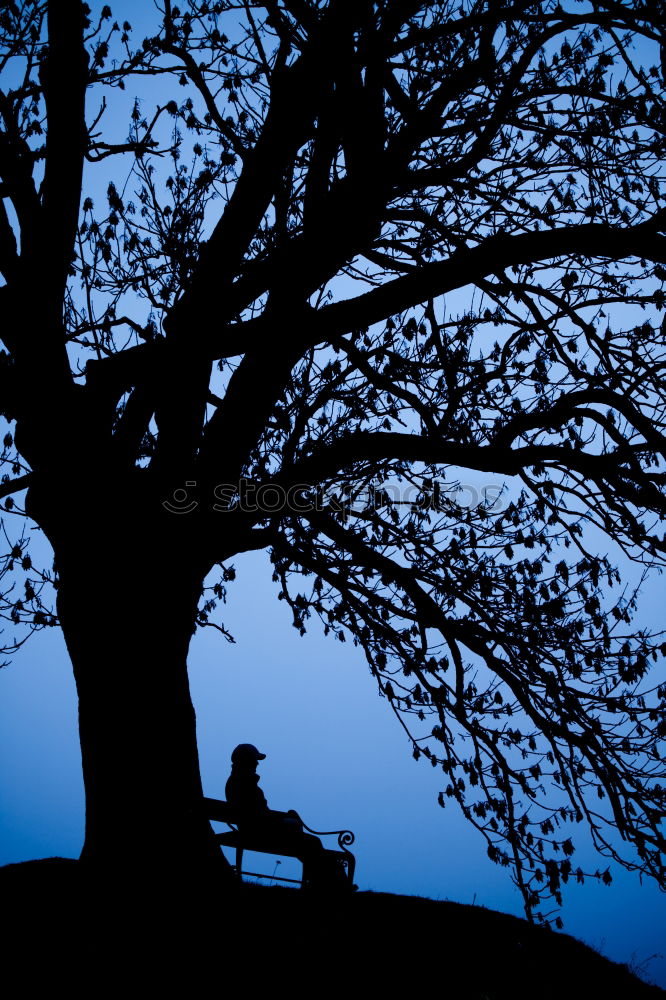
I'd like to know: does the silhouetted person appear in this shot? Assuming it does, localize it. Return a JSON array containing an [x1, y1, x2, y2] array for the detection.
[[225, 743, 344, 889]]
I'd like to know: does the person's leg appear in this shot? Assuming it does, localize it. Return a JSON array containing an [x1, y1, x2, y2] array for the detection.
[[292, 834, 348, 889]]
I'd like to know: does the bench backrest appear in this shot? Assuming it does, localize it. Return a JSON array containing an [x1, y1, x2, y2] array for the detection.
[[203, 796, 236, 824]]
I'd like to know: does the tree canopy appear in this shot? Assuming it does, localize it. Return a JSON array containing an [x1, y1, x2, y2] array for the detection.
[[1, 0, 665, 921]]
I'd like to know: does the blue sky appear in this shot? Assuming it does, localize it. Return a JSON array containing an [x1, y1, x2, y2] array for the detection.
[[1, 0, 665, 988]]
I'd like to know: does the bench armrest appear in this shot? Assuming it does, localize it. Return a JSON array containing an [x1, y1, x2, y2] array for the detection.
[[298, 816, 355, 851]]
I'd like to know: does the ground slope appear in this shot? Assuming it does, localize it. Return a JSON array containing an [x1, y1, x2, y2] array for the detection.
[[1, 858, 662, 997]]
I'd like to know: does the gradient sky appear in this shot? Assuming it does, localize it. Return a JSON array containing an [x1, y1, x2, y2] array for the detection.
[[1, 0, 665, 989]]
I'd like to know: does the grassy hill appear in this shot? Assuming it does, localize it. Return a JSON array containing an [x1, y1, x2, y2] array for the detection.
[[1, 858, 663, 997]]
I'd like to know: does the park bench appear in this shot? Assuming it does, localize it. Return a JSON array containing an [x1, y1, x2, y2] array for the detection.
[[204, 796, 356, 889]]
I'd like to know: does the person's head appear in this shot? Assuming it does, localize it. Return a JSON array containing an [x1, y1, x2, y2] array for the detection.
[[231, 743, 266, 770]]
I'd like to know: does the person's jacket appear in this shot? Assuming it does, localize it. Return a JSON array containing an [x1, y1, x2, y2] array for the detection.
[[225, 766, 269, 827]]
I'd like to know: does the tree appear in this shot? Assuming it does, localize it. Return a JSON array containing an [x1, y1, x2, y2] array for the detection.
[[0, 0, 665, 919]]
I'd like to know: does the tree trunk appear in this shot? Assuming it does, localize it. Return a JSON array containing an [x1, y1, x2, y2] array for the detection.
[[46, 508, 226, 882]]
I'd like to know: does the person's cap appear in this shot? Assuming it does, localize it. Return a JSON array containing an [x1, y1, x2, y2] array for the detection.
[[231, 743, 267, 763]]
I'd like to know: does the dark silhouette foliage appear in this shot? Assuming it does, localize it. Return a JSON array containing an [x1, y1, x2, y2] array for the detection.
[[0, 0, 665, 921]]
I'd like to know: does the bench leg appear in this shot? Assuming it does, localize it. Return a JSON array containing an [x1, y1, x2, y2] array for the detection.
[[235, 846, 244, 878], [345, 854, 356, 886]]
